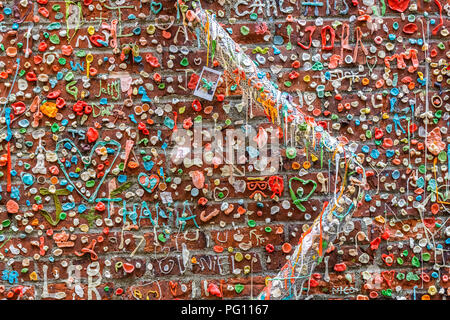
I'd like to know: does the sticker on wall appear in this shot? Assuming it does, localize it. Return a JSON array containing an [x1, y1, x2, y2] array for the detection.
[[193, 67, 222, 101]]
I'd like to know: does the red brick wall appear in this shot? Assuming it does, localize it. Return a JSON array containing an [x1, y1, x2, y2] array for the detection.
[[0, 0, 448, 300]]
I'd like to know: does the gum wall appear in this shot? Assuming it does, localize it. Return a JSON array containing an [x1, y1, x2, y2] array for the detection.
[[0, 0, 448, 300]]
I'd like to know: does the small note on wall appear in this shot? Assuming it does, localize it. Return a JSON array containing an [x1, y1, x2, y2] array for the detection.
[[193, 67, 222, 101]]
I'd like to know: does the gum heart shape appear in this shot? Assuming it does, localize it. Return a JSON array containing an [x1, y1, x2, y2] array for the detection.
[[233, 180, 246, 193], [214, 187, 229, 200], [234, 103, 244, 112], [304, 92, 316, 105], [222, 104, 231, 113], [289, 178, 317, 212], [207, 283, 222, 297], [138, 172, 160, 193], [55, 138, 121, 203], [169, 281, 178, 293], [122, 262, 135, 273], [381, 270, 395, 286], [381, 254, 394, 266], [235, 284, 244, 294], [150, 1, 163, 15], [270, 65, 283, 74]]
